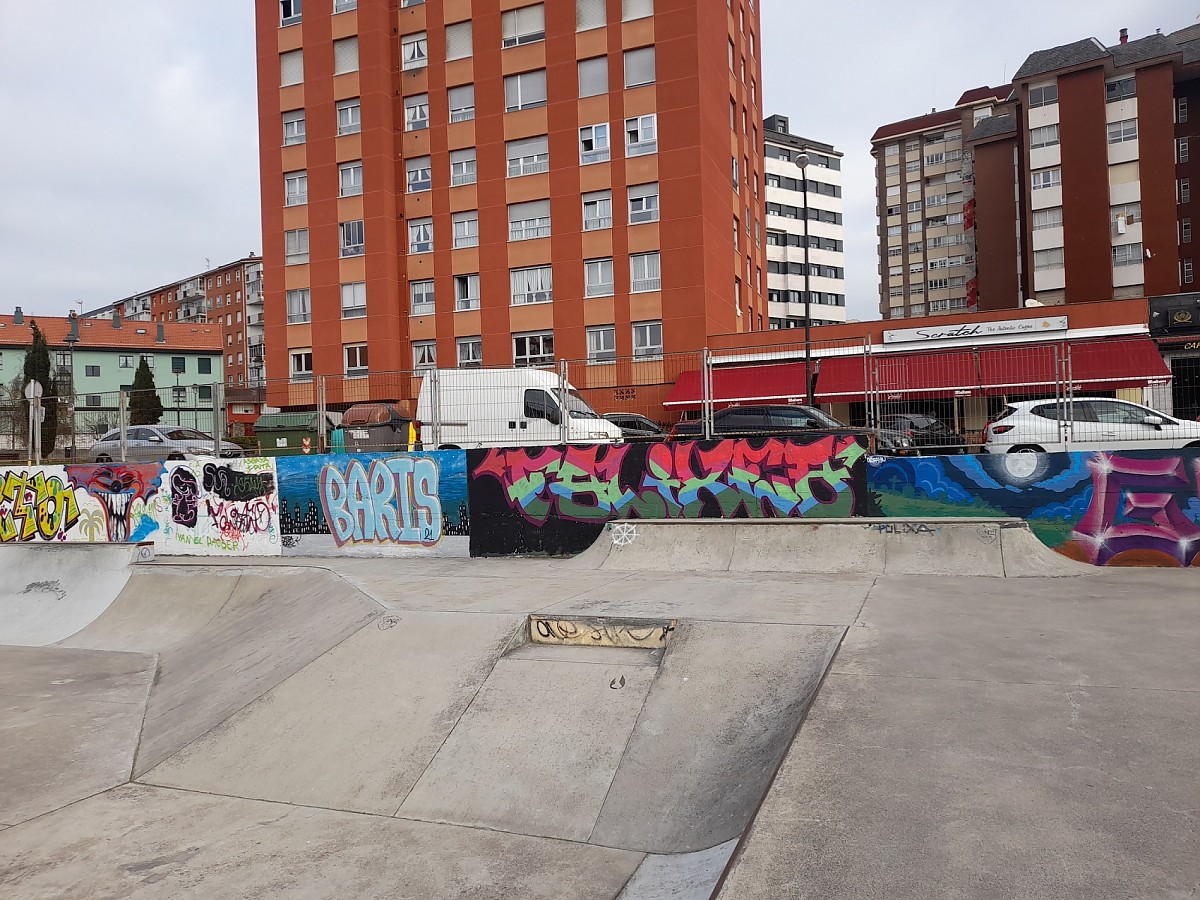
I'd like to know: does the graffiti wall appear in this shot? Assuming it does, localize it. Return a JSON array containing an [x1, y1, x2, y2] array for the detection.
[[0, 459, 281, 555], [467, 436, 870, 556], [868, 450, 1200, 567], [275, 451, 469, 557]]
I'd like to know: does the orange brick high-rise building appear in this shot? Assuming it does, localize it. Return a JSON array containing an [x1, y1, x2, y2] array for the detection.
[[255, 0, 765, 408]]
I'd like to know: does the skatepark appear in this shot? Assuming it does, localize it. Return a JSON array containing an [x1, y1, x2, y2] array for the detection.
[[2, 519, 1198, 898]]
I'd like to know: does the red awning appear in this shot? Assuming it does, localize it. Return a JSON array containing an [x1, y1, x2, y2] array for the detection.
[[814, 351, 979, 402], [663, 362, 812, 409], [978, 338, 1171, 396]]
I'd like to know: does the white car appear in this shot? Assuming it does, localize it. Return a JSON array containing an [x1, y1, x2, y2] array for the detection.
[[984, 398, 1200, 454]]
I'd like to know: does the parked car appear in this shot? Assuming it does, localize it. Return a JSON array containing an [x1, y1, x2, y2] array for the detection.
[[669, 404, 916, 454], [89, 426, 244, 462], [603, 412, 667, 440], [879, 413, 968, 454], [984, 398, 1200, 453], [416, 368, 622, 449]]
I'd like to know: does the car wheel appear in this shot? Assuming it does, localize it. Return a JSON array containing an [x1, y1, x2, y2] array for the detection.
[[94, 454, 112, 463], [1008, 445, 1045, 454]]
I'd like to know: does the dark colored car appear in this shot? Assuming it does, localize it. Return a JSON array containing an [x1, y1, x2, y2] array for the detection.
[[669, 404, 915, 454], [879, 413, 968, 454], [603, 412, 667, 440]]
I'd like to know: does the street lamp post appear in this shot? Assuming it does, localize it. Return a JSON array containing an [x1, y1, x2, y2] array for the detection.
[[795, 153, 814, 405], [64, 315, 78, 460]]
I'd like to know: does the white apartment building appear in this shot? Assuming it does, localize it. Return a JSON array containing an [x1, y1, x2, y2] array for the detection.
[[763, 115, 847, 328]]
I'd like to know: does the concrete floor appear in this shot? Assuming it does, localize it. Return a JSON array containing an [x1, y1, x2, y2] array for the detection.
[[1, 554, 1197, 899]]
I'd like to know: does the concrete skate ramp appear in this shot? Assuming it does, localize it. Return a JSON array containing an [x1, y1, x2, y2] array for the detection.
[[570, 518, 1093, 577], [130, 568, 380, 776], [0, 543, 149, 647]]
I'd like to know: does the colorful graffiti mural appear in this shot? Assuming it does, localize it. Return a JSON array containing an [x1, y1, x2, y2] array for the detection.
[[68, 463, 164, 543], [868, 450, 1200, 567], [467, 437, 869, 556], [0, 470, 80, 543], [275, 451, 468, 557]]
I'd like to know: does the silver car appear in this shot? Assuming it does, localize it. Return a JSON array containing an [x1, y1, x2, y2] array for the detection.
[[89, 426, 243, 462]]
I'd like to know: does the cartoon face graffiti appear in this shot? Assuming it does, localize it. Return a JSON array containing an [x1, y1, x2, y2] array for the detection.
[[68, 463, 164, 543]]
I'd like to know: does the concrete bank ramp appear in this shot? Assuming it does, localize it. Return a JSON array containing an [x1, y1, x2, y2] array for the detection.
[[567, 518, 1092, 578], [0, 543, 152, 646]]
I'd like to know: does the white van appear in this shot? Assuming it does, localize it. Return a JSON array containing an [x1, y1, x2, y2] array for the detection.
[[416, 368, 623, 449]]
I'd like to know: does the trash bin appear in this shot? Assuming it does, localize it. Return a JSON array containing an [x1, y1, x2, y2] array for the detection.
[[340, 403, 416, 453], [253, 412, 339, 457]]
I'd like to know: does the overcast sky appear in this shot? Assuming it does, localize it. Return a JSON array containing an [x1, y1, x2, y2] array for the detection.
[[0, 0, 1192, 321]]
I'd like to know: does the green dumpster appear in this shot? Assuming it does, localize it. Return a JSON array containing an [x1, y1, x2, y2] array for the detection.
[[253, 412, 338, 457]]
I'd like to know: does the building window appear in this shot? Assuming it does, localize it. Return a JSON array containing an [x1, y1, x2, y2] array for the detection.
[[284, 170, 307, 206], [577, 0, 605, 31], [579, 124, 611, 164], [630, 251, 661, 293], [285, 228, 309, 264], [1030, 124, 1059, 149], [337, 98, 361, 135], [1107, 119, 1137, 144], [449, 84, 475, 122], [84, 365, 100, 377], [344, 344, 368, 376], [410, 280, 435, 315], [509, 199, 551, 241], [341, 282, 367, 318], [583, 191, 613, 231], [413, 341, 437, 369], [578, 57, 608, 98], [119, 355, 134, 369], [408, 218, 433, 254], [624, 46, 655, 88], [1028, 82, 1058, 107], [1033, 248, 1064, 270], [1179, 97, 1190, 125], [280, 0, 302, 25], [1181, 178, 1192, 204], [334, 0, 356, 12], [511, 265, 553, 305], [141, 355, 155, 369], [1112, 243, 1143, 268], [502, 4, 545, 47], [405, 156, 432, 193], [198, 357, 212, 375], [1183, 218, 1193, 245], [404, 94, 429, 131], [457, 336, 483, 368], [445, 21, 473, 60], [507, 135, 549, 177], [632, 320, 662, 359], [1180, 138, 1191, 164], [85, 395, 102, 408], [625, 114, 657, 157], [451, 147, 477, 186], [1031, 167, 1061, 190], [401, 32, 428, 70], [622, 0, 653, 20], [282, 109, 305, 145], [587, 325, 616, 363], [280, 49, 303, 85], [513, 331, 554, 367], [504, 70, 547, 111], [1185, 259, 1195, 285], [1111, 202, 1141, 229], [454, 274, 481, 311], [1105, 76, 1136, 103], [340, 220, 365, 257], [333, 37, 359, 74], [449, 210, 479, 249], [584, 258, 615, 297], [339, 160, 363, 197], [628, 183, 660, 224], [286, 289, 311, 323]]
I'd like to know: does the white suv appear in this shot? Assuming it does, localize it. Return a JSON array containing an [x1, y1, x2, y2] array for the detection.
[[984, 398, 1200, 454]]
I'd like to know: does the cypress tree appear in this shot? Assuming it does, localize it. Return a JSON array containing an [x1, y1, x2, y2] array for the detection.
[[22, 321, 57, 454], [129, 357, 164, 425]]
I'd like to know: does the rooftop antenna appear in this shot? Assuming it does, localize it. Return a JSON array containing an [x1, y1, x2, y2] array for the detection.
[[204, 257, 211, 270]]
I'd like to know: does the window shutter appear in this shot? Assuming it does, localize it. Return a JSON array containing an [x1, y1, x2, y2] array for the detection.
[[622, 0, 653, 21], [333, 37, 358, 74], [577, 0, 605, 30], [624, 47, 655, 87], [446, 21, 472, 59], [280, 50, 303, 85], [507, 135, 548, 160], [578, 57, 608, 97], [510, 199, 550, 221]]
